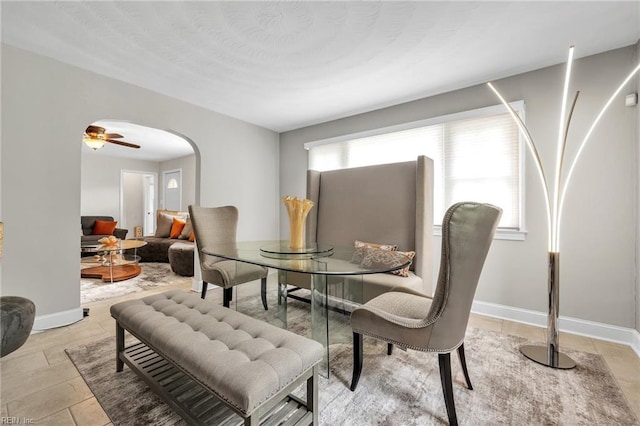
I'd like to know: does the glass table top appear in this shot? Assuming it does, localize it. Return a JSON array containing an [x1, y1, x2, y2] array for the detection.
[[80, 239, 147, 253], [201, 240, 411, 275]]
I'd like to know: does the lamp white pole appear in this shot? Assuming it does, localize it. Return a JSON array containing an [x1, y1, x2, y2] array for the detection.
[[489, 47, 640, 369]]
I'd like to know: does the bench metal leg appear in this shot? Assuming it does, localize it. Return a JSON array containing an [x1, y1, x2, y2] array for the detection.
[[116, 322, 124, 372], [201, 281, 208, 299], [308, 366, 318, 425], [244, 415, 259, 426]]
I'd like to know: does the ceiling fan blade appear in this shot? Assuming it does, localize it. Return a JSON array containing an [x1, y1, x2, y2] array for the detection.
[[104, 133, 123, 139], [105, 139, 141, 149], [86, 125, 106, 134]]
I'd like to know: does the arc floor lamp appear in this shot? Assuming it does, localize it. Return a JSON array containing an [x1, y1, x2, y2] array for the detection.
[[488, 46, 640, 369]]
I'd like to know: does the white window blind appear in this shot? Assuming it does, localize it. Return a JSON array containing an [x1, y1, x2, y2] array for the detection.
[[306, 102, 524, 230]]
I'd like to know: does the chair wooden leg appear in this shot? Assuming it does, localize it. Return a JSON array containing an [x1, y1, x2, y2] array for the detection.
[[201, 281, 208, 299], [457, 343, 473, 390], [223, 288, 232, 308], [260, 277, 268, 311], [438, 352, 458, 426], [350, 332, 363, 391], [387, 343, 394, 355]]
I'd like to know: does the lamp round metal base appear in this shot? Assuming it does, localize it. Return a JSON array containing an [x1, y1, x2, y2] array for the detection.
[[520, 345, 576, 369]]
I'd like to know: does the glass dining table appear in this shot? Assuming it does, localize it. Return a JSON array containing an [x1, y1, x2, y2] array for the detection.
[[201, 240, 412, 377]]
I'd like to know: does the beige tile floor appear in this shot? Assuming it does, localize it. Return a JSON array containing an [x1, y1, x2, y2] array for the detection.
[[1, 280, 639, 424]]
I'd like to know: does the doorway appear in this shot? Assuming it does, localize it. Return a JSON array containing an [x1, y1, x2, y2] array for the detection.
[[121, 170, 158, 236], [81, 119, 203, 302]]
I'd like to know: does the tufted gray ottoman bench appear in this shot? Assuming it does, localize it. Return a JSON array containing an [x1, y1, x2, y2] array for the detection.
[[168, 242, 195, 276], [111, 290, 323, 425]]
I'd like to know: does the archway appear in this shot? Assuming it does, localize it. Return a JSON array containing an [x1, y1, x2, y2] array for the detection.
[[80, 120, 202, 302]]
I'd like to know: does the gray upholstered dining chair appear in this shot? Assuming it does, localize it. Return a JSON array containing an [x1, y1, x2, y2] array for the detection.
[[189, 205, 269, 309], [349, 202, 502, 426]]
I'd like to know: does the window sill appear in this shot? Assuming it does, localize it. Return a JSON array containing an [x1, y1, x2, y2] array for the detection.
[[433, 226, 526, 241]]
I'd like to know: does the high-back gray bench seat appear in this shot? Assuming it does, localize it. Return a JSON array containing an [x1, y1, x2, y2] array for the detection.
[[285, 156, 434, 303], [111, 290, 323, 425]]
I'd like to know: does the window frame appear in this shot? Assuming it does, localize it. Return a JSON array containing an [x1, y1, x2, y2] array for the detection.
[[304, 101, 527, 241]]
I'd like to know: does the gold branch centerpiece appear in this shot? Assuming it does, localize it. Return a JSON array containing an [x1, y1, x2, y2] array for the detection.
[[282, 196, 314, 250]]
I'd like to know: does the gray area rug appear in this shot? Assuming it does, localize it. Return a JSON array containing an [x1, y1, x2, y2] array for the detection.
[[66, 292, 639, 425], [81, 262, 191, 304]]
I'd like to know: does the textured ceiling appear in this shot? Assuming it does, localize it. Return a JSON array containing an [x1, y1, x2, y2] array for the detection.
[[2, 1, 639, 139]]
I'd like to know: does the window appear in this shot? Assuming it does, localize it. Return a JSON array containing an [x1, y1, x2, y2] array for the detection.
[[306, 102, 525, 239], [167, 178, 179, 189]]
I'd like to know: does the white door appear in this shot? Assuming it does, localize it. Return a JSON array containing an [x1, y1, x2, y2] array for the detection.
[[143, 175, 155, 236], [163, 169, 182, 211], [121, 170, 157, 237]]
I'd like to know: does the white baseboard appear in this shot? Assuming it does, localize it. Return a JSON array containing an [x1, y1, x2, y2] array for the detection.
[[472, 300, 640, 358], [36, 279, 637, 355], [631, 329, 640, 357], [32, 307, 83, 332]]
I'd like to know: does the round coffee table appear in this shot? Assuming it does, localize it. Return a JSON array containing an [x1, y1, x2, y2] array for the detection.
[[81, 239, 147, 283]]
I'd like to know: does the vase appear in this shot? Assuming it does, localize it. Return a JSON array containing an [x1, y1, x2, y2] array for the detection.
[[282, 196, 314, 250]]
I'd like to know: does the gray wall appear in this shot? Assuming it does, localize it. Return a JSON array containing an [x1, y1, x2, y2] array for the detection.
[[1, 45, 280, 328], [281, 46, 638, 329], [82, 153, 198, 235], [81, 153, 159, 223]]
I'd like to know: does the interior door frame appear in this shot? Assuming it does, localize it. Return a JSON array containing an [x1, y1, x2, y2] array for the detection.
[[162, 168, 183, 211]]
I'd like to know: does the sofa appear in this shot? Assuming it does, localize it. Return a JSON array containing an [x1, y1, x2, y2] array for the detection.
[[81, 216, 128, 244], [132, 210, 195, 276]]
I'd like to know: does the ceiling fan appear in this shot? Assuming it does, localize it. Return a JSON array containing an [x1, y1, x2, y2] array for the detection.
[[83, 125, 141, 151]]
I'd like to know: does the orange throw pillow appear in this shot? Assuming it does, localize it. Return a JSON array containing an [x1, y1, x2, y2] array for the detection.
[[188, 231, 195, 242], [92, 220, 117, 235], [170, 217, 186, 239]]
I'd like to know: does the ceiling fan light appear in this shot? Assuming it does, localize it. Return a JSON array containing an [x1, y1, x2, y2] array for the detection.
[[83, 137, 106, 150]]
